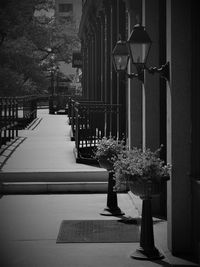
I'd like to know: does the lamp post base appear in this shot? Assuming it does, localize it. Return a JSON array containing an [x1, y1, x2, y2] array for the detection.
[[100, 207, 125, 216], [131, 247, 164, 260]]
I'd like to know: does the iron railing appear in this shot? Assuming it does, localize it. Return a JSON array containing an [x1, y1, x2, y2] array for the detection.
[[0, 96, 38, 148], [72, 100, 121, 164], [49, 94, 72, 114], [17, 96, 37, 128], [68, 98, 104, 141], [0, 97, 18, 148]]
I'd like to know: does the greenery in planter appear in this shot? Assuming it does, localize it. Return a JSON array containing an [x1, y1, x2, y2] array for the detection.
[[113, 146, 171, 190], [94, 137, 126, 166]]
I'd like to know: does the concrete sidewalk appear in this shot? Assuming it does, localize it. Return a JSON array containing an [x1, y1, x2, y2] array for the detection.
[[0, 193, 198, 267], [0, 109, 108, 193], [0, 193, 167, 267], [0, 110, 198, 266]]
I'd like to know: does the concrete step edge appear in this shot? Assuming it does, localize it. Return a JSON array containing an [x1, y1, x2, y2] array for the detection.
[[2, 181, 108, 185], [1, 181, 108, 194], [0, 171, 109, 182]]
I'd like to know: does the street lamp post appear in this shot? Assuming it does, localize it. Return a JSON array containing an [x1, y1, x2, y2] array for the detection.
[[112, 24, 170, 82]]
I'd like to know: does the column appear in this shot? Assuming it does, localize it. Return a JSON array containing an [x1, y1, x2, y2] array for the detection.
[[166, 0, 192, 254], [117, 0, 126, 139], [126, 0, 143, 148], [143, 0, 160, 151], [143, 0, 167, 218], [99, 11, 105, 102]]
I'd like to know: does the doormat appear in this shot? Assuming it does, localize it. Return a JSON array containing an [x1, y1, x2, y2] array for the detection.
[[56, 220, 140, 243]]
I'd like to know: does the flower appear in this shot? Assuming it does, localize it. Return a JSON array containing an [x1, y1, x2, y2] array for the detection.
[[113, 146, 171, 190], [94, 137, 126, 164]]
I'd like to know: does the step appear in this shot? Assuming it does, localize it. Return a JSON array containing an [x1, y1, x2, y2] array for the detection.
[[1, 181, 108, 194], [0, 170, 108, 183]]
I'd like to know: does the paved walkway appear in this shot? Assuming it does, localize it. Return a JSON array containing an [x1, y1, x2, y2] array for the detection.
[[0, 109, 198, 266], [0, 193, 198, 267], [1, 109, 106, 173], [0, 194, 141, 267], [0, 109, 108, 193]]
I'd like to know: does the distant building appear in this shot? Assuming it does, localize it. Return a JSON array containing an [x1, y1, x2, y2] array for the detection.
[[55, 0, 82, 95], [55, 0, 82, 30]]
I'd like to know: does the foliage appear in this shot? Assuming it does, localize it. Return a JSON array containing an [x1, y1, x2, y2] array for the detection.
[[0, 0, 80, 96], [94, 137, 126, 164], [113, 146, 171, 190]]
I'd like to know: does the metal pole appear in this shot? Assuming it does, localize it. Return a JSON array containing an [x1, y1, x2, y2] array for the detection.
[[100, 171, 124, 216], [131, 197, 164, 260]]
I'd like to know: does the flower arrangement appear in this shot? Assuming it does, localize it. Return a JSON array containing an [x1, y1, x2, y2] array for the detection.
[[113, 146, 171, 190], [94, 137, 126, 168]]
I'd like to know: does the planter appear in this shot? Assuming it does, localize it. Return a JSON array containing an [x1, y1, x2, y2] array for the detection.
[[98, 158, 114, 171], [128, 180, 162, 198]]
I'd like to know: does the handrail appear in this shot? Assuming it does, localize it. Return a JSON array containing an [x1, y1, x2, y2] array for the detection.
[[16, 96, 37, 128], [72, 100, 121, 163], [68, 99, 104, 140], [0, 96, 38, 148], [0, 97, 18, 148]]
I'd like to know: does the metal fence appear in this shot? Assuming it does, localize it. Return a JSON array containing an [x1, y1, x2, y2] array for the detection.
[[70, 100, 121, 164], [0, 96, 38, 148]]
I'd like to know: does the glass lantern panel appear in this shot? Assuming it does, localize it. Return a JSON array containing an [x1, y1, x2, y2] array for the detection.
[[114, 55, 129, 71], [129, 43, 150, 64]]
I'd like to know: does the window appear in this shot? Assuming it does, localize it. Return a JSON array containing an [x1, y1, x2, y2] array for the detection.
[[59, 3, 73, 13], [58, 16, 72, 24]]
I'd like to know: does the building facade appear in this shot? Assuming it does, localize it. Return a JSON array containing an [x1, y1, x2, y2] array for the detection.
[[55, 0, 82, 29], [78, 0, 200, 262]]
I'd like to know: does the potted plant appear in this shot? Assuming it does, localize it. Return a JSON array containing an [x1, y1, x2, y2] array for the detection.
[[113, 146, 171, 260], [113, 146, 171, 194], [94, 136, 126, 216], [94, 136, 126, 171]]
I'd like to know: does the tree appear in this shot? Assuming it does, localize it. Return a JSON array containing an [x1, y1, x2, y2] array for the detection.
[[0, 0, 80, 96]]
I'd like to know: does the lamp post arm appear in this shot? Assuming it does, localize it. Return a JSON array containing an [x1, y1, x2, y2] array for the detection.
[[126, 73, 138, 79], [126, 70, 144, 83], [145, 62, 170, 81]]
